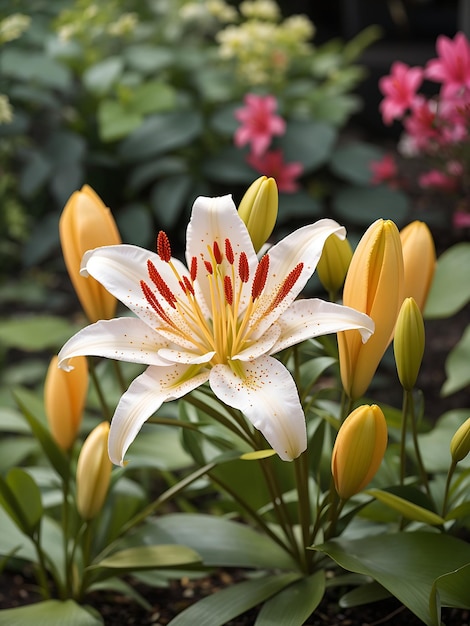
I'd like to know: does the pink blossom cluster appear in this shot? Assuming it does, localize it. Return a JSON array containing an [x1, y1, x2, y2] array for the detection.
[[234, 94, 303, 192], [373, 32, 470, 227]]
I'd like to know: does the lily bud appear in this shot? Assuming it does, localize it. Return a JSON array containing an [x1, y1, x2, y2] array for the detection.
[[393, 297, 425, 390], [45, 355, 88, 451], [60, 185, 121, 322], [238, 176, 278, 252], [331, 404, 388, 500], [316, 233, 353, 297], [338, 219, 404, 399], [76, 422, 112, 520], [400, 221, 436, 311], [450, 417, 470, 463]]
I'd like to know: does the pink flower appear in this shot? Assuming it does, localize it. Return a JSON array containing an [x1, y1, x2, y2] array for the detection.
[[419, 169, 458, 193], [453, 211, 470, 228], [247, 149, 303, 193], [369, 154, 398, 185], [425, 32, 470, 97], [234, 94, 286, 157], [379, 61, 424, 125], [403, 96, 439, 152]]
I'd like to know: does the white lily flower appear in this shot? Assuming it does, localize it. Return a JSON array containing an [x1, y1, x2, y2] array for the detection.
[[58, 195, 374, 465]]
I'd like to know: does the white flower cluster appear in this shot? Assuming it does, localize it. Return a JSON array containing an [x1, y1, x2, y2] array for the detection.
[[0, 13, 31, 44]]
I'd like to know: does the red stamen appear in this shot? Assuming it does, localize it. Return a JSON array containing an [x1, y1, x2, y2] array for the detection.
[[224, 275, 233, 306], [140, 280, 174, 324], [147, 260, 177, 308], [270, 263, 304, 310], [238, 252, 249, 283], [183, 275, 194, 295], [252, 254, 270, 300], [190, 256, 197, 282], [156, 231, 172, 262], [225, 238, 234, 265], [213, 241, 223, 264], [204, 260, 213, 275]]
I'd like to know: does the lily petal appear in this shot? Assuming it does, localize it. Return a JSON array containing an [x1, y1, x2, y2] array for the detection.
[[232, 322, 281, 361], [186, 195, 257, 314], [157, 348, 216, 365], [82, 244, 195, 328], [272, 299, 375, 353], [58, 318, 172, 371], [250, 220, 346, 338], [209, 356, 307, 461], [109, 364, 210, 466]]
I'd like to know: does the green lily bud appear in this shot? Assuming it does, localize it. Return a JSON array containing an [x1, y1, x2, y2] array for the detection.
[[331, 404, 388, 500], [316, 233, 353, 297], [76, 422, 112, 520], [450, 417, 470, 463], [393, 297, 425, 391], [238, 176, 278, 252]]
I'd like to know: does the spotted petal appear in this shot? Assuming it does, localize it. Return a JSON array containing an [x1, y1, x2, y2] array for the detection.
[[58, 317, 172, 371], [250, 221, 346, 338], [109, 364, 210, 466], [272, 299, 375, 354], [209, 356, 307, 461]]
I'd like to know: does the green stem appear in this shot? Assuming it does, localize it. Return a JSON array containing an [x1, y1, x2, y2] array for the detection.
[[442, 461, 457, 518], [113, 360, 127, 394], [294, 451, 311, 573], [61, 461, 72, 597], [406, 389, 431, 498], [31, 533, 51, 600], [399, 390, 408, 486], [88, 358, 111, 421]]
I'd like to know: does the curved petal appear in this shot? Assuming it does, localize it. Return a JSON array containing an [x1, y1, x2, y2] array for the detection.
[[82, 244, 193, 327], [157, 348, 215, 365], [108, 364, 210, 466], [250, 220, 346, 338], [209, 356, 307, 461], [232, 322, 281, 361], [272, 299, 375, 354], [58, 318, 172, 371], [186, 195, 257, 314]]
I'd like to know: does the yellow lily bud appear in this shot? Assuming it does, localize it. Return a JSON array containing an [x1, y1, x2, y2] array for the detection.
[[44, 355, 88, 451], [400, 221, 436, 311], [76, 422, 112, 520], [393, 297, 425, 390], [331, 404, 388, 500], [316, 233, 353, 297], [59, 185, 121, 322], [338, 219, 404, 399], [450, 417, 470, 463], [238, 176, 278, 252]]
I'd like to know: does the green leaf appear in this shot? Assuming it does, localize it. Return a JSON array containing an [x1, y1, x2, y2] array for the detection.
[[19, 151, 52, 198], [441, 325, 470, 395], [137, 514, 298, 570], [124, 45, 174, 73], [425, 243, 470, 318], [0, 315, 80, 351], [13, 388, 70, 480], [131, 81, 176, 116], [417, 410, 470, 473], [365, 489, 444, 525], [97, 100, 142, 142], [83, 57, 123, 95], [202, 146, 258, 184], [2, 49, 71, 90], [126, 425, 193, 470], [116, 203, 153, 248], [0, 600, 102, 626], [329, 142, 384, 185], [279, 120, 337, 172], [150, 174, 193, 229], [0, 469, 42, 536], [119, 111, 203, 162], [126, 157, 187, 193], [210, 103, 240, 135], [167, 572, 300, 626], [0, 438, 39, 472], [333, 185, 410, 226], [255, 571, 325, 626], [432, 562, 470, 613], [89, 545, 201, 578], [314, 532, 470, 625]]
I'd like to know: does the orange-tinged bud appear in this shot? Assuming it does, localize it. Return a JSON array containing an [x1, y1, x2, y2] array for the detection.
[[393, 297, 425, 390], [331, 404, 388, 500], [76, 422, 112, 520], [238, 176, 278, 252], [316, 233, 353, 296], [338, 219, 404, 399], [45, 355, 88, 451], [400, 220, 436, 311], [59, 185, 121, 322], [450, 417, 470, 463]]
